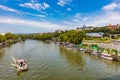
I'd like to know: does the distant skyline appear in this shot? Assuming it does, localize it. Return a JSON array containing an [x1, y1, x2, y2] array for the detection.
[[0, 0, 120, 33]]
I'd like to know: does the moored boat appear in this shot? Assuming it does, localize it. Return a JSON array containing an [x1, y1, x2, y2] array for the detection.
[[91, 51, 99, 57], [101, 53, 113, 61], [80, 48, 85, 52]]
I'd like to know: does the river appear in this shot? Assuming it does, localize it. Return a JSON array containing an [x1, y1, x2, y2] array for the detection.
[[0, 40, 120, 80]]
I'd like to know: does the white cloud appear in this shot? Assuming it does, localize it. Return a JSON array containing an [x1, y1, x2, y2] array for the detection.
[[0, 17, 70, 31], [42, 2, 49, 9], [72, 19, 79, 22], [26, 13, 46, 17], [72, 13, 82, 22], [75, 13, 81, 18], [103, 3, 120, 11], [82, 17, 88, 22], [62, 21, 72, 25], [67, 8, 71, 11], [19, 2, 49, 11], [62, 10, 120, 28], [0, 5, 46, 17], [62, 2, 120, 28], [0, 5, 19, 13], [57, 0, 66, 6], [30, 0, 38, 3], [57, 0, 72, 6], [88, 11, 120, 26]]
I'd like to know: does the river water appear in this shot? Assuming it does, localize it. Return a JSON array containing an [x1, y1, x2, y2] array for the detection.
[[0, 40, 120, 80]]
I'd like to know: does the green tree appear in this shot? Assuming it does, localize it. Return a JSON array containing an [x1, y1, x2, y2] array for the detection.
[[19, 34, 26, 40], [59, 30, 86, 44], [5, 32, 18, 40], [0, 34, 5, 42]]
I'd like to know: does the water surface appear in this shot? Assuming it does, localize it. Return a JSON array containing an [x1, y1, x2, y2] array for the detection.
[[0, 40, 120, 80]]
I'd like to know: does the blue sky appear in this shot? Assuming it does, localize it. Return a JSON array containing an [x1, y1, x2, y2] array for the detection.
[[0, 0, 120, 33]]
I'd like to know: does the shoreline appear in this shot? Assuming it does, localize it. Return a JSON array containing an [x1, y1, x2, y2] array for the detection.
[[0, 40, 24, 49], [58, 41, 120, 62], [0, 44, 9, 49]]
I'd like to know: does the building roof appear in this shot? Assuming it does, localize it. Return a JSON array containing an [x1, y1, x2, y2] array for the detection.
[[86, 32, 104, 37]]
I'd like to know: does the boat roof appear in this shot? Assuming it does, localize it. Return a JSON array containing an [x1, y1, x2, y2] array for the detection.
[[16, 59, 26, 62]]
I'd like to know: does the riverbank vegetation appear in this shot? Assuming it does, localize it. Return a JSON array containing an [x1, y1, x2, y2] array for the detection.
[[1, 24, 120, 50], [59, 30, 86, 44], [0, 32, 26, 48], [25, 26, 120, 44], [27, 33, 54, 40], [27, 30, 86, 44], [1, 26, 120, 62]]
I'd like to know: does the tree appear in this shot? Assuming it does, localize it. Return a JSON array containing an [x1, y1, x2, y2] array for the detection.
[[59, 30, 86, 44], [19, 34, 26, 40], [5, 32, 18, 40], [0, 34, 5, 42], [103, 33, 110, 37]]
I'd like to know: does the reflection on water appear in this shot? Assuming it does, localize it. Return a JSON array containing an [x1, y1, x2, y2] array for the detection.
[[17, 70, 28, 76], [0, 40, 120, 80], [59, 47, 85, 70], [59, 46, 120, 80], [0, 49, 5, 62]]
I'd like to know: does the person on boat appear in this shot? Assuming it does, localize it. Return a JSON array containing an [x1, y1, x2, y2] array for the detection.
[[16, 59, 26, 67], [19, 61, 23, 67]]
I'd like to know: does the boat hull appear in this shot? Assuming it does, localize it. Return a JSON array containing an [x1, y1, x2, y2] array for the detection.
[[101, 53, 113, 61], [15, 59, 28, 72], [16, 64, 28, 72]]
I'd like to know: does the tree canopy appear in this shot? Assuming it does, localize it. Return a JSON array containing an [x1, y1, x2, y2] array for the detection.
[[0, 34, 5, 42], [5, 32, 18, 40], [59, 30, 86, 44]]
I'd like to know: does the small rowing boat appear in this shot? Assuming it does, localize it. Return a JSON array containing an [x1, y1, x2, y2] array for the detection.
[[15, 59, 28, 72]]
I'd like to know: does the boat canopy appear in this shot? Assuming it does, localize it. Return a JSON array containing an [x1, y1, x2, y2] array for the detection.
[[16, 59, 26, 63]]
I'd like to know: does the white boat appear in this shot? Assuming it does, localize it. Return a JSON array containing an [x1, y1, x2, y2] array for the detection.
[[91, 51, 99, 57], [101, 53, 113, 61], [80, 48, 85, 52], [15, 59, 28, 72]]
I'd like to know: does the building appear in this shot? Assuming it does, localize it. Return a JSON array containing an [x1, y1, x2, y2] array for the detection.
[[86, 32, 104, 38], [77, 25, 93, 31], [55, 30, 65, 33], [76, 27, 84, 31], [84, 26, 93, 30], [108, 24, 120, 31]]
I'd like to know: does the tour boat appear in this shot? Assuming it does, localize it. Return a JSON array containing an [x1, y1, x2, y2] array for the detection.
[[101, 53, 113, 61], [15, 59, 28, 72], [91, 51, 99, 57]]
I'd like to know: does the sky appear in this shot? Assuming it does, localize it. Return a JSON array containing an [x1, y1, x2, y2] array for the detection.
[[0, 0, 120, 33]]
